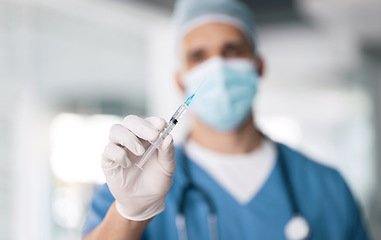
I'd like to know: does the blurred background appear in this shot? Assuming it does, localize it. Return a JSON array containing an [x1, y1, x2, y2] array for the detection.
[[1, 0, 381, 239]]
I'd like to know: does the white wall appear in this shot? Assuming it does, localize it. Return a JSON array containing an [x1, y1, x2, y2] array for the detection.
[[0, 0, 170, 239]]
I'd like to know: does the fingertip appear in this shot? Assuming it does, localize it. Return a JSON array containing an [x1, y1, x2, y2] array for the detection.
[[160, 134, 173, 150], [125, 158, 132, 168], [101, 154, 113, 169], [145, 117, 167, 131], [134, 143, 145, 156], [102, 142, 129, 169], [123, 115, 161, 142], [115, 153, 128, 169], [122, 115, 138, 126]]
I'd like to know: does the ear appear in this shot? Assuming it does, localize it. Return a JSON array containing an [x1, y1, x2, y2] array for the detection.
[[175, 71, 185, 93], [255, 54, 265, 77]]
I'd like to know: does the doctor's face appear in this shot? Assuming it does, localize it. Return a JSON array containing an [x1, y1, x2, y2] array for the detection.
[[179, 22, 254, 72]]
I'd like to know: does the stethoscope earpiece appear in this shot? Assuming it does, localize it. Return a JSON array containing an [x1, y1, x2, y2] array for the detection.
[[284, 215, 310, 240]]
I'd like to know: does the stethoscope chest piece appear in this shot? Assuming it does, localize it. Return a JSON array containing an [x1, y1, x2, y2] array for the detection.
[[284, 215, 310, 240]]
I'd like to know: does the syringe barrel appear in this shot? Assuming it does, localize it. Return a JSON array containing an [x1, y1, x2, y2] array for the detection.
[[134, 140, 161, 169], [171, 104, 188, 123], [135, 104, 189, 170], [160, 121, 176, 140], [160, 104, 188, 140]]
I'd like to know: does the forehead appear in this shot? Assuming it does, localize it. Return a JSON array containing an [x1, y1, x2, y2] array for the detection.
[[181, 22, 248, 51]]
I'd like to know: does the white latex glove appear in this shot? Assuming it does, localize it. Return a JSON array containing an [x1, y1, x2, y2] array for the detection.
[[101, 115, 176, 221]]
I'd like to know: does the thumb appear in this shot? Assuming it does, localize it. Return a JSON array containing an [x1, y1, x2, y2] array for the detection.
[[157, 135, 176, 176]]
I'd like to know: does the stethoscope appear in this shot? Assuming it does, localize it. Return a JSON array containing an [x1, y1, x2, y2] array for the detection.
[[175, 143, 311, 240]]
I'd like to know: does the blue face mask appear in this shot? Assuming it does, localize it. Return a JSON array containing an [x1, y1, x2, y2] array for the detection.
[[183, 57, 258, 131]]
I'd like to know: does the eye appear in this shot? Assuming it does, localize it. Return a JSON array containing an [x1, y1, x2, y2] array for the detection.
[[223, 45, 241, 57], [188, 50, 205, 64]]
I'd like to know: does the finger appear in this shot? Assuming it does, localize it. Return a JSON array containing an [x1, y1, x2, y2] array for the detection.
[[157, 135, 176, 175], [144, 117, 167, 131], [101, 142, 131, 169], [159, 134, 173, 151], [122, 115, 160, 142], [109, 124, 145, 156]]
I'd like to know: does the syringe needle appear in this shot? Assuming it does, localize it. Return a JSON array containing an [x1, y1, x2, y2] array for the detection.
[[135, 77, 207, 170], [194, 77, 207, 95], [135, 103, 190, 170]]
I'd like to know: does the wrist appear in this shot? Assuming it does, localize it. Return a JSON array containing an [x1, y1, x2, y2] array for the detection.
[[85, 202, 151, 240], [111, 202, 152, 228], [115, 200, 165, 221]]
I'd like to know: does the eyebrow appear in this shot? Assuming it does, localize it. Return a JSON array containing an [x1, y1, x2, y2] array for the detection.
[[191, 39, 247, 51], [187, 48, 205, 58], [223, 40, 250, 49], [185, 38, 251, 60]]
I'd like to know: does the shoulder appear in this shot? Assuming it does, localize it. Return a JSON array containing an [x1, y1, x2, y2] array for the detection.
[[278, 143, 368, 238], [90, 183, 115, 214], [171, 144, 189, 188], [174, 144, 186, 160], [278, 142, 342, 183], [83, 184, 115, 235], [92, 183, 115, 205], [277, 142, 353, 209], [174, 144, 187, 177], [278, 143, 356, 216]]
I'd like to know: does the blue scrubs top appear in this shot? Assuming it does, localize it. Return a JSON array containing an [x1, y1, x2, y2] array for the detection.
[[83, 143, 368, 239]]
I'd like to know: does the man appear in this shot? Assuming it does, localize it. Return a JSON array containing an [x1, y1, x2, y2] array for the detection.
[[83, 0, 368, 239]]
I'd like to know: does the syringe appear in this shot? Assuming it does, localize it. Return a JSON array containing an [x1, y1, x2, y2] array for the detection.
[[135, 94, 195, 170]]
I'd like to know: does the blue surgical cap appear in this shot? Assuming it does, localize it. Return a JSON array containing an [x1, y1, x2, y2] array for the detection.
[[173, 0, 256, 51]]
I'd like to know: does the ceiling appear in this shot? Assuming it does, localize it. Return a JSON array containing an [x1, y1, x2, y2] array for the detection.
[[124, 0, 302, 23]]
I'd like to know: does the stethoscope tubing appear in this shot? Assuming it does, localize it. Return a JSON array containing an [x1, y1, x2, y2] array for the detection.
[[176, 142, 310, 240]]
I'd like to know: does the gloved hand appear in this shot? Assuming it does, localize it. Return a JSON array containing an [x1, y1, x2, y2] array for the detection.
[[101, 115, 176, 221]]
